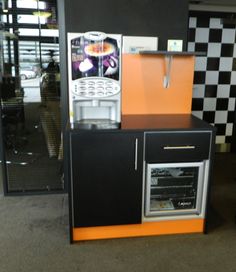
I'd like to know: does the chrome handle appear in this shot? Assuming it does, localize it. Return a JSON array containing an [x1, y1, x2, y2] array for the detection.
[[163, 145, 196, 150], [134, 138, 138, 171], [163, 55, 173, 88]]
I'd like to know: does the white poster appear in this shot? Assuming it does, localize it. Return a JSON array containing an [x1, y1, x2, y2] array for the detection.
[[122, 36, 158, 54]]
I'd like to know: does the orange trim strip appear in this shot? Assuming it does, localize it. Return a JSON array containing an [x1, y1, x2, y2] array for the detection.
[[73, 219, 204, 241]]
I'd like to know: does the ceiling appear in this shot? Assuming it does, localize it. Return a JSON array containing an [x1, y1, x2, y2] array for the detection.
[[189, 0, 236, 6], [189, 0, 236, 12]]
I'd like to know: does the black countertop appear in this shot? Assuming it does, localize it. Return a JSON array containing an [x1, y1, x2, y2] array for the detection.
[[121, 114, 214, 131], [69, 114, 215, 132]]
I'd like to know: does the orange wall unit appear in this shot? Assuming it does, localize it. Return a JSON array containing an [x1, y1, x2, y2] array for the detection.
[[122, 53, 195, 115]]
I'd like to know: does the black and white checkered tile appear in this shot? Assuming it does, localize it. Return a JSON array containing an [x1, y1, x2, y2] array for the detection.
[[188, 14, 236, 145]]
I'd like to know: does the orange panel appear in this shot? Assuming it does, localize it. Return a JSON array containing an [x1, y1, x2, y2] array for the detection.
[[73, 219, 204, 241], [121, 54, 195, 115]]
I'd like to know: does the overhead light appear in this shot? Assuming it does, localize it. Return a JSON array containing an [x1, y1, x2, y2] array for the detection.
[[3, 9, 8, 13], [33, 11, 51, 18]]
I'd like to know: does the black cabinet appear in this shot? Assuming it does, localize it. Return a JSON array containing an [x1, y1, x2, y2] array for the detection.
[[67, 115, 215, 241], [70, 130, 143, 227]]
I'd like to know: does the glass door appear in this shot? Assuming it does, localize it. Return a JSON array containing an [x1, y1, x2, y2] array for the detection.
[[0, 27, 5, 194], [0, 0, 64, 193], [145, 162, 205, 217]]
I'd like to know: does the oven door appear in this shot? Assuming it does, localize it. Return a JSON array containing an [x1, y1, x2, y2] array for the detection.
[[145, 161, 205, 217]]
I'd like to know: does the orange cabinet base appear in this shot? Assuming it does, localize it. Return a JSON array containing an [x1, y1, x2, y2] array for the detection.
[[73, 219, 204, 242]]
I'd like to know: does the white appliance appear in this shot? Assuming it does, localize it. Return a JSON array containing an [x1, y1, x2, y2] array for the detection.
[[122, 36, 158, 53], [67, 31, 122, 129]]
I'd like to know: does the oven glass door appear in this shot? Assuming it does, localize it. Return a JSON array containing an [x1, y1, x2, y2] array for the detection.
[[145, 162, 205, 217]]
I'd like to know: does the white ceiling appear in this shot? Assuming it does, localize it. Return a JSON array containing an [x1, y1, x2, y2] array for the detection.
[[189, 0, 236, 12], [189, 0, 236, 6]]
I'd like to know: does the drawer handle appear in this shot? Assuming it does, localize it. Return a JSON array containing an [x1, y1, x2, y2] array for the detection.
[[163, 145, 196, 150]]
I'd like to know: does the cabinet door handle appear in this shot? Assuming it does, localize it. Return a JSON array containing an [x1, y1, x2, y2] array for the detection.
[[163, 145, 196, 150], [134, 138, 138, 171]]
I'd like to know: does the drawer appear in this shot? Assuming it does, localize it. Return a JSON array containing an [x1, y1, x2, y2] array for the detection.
[[145, 131, 212, 163]]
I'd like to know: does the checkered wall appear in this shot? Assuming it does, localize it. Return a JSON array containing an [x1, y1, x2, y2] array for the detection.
[[188, 14, 236, 145]]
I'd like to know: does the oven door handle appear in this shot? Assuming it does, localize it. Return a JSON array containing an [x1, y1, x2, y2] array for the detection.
[[163, 145, 196, 150]]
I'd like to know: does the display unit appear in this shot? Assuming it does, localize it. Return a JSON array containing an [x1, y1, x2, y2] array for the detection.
[[68, 114, 215, 242]]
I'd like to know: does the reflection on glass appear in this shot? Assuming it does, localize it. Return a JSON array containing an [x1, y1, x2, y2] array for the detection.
[[8, 0, 12, 8], [147, 165, 200, 214], [145, 162, 205, 217], [17, 15, 47, 25], [0, 0, 63, 193], [18, 28, 40, 37], [16, 0, 46, 9], [0, 164, 3, 194], [41, 29, 59, 37]]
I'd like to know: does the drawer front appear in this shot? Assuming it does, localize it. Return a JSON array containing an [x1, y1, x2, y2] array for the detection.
[[145, 131, 212, 163]]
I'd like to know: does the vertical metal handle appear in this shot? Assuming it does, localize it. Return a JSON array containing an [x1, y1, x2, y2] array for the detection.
[[134, 138, 138, 171], [163, 55, 172, 88]]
